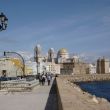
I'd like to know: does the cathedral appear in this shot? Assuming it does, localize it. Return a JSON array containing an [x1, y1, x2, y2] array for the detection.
[[34, 44, 89, 75]]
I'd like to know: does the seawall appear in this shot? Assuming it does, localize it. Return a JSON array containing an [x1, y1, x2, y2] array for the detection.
[[59, 73, 110, 82], [56, 74, 110, 110]]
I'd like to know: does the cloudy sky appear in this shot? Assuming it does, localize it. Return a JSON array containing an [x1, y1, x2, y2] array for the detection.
[[0, 0, 110, 60]]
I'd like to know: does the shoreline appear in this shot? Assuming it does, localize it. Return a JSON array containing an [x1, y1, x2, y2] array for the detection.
[[73, 81, 110, 103], [68, 74, 110, 103]]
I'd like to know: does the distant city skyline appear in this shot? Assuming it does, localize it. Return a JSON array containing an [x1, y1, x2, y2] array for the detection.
[[0, 0, 110, 60]]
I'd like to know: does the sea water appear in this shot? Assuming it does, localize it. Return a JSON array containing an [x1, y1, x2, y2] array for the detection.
[[75, 81, 110, 101]]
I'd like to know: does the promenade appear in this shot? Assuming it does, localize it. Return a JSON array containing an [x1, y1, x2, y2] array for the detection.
[[0, 79, 58, 110]]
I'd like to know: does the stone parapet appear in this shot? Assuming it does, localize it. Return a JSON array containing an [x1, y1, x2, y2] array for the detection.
[[56, 75, 110, 110]]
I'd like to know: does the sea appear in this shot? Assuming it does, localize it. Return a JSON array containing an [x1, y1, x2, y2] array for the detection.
[[75, 81, 110, 102]]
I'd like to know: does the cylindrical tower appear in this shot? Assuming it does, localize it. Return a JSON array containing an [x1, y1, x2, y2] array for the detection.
[[34, 44, 42, 62], [97, 58, 101, 74], [48, 48, 55, 62]]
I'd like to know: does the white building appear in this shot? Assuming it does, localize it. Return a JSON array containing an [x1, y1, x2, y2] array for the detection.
[[45, 62, 60, 75], [25, 61, 37, 75], [88, 64, 96, 74]]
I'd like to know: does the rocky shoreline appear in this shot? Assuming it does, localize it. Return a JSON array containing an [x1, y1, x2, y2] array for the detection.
[[71, 81, 109, 104]]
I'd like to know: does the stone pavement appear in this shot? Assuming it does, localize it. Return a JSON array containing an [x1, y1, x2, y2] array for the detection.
[[0, 79, 58, 110]]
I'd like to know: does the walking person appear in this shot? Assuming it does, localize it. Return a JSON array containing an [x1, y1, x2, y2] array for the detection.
[[39, 75, 42, 85], [47, 74, 52, 86], [41, 74, 46, 86]]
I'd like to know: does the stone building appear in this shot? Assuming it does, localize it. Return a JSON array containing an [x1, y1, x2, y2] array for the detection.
[[57, 48, 89, 75], [86, 64, 96, 74], [60, 62, 74, 75], [0, 57, 23, 77], [45, 62, 60, 74], [60, 62, 88, 75], [97, 57, 109, 74]]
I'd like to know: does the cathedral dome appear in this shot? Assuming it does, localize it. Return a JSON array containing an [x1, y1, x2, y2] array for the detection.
[[57, 48, 69, 59], [58, 48, 68, 54]]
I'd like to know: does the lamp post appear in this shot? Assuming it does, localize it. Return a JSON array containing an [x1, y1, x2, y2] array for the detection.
[[0, 12, 8, 31], [37, 62, 40, 75], [4, 51, 25, 76]]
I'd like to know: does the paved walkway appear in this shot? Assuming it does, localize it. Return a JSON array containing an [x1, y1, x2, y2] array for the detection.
[[0, 79, 58, 110]]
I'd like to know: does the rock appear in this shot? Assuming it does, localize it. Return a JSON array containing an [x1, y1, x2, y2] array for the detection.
[[92, 95, 99, 104], [101, 98, 108, 102], [74, 87, 81, 92]]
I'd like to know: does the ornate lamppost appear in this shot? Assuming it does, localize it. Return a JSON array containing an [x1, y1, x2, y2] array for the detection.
[[0, 12, 8, 31]]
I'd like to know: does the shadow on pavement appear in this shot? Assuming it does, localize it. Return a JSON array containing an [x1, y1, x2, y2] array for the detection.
[[45, 79, 58, 110]]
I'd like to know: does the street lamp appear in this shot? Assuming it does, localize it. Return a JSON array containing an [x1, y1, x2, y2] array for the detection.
[[37, 62, 40, 75], [0, 12, 8, 31], [4, 51, 25, 76]]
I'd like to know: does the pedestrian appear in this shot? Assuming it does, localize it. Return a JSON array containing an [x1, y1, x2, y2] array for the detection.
[[47, 74, 52, 86], [41, 74, 46, 86], [39, 75, 42, 85]]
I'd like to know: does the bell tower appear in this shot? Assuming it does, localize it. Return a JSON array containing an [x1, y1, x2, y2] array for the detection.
[[48, 48, 55, 62], [34, 44, 42, 63]]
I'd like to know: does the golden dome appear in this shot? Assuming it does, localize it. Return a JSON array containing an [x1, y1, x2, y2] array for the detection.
[[58, 48, 68, 54]]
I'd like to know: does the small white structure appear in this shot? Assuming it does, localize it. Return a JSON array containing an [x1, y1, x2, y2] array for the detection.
[[88, 64, 96, 74]]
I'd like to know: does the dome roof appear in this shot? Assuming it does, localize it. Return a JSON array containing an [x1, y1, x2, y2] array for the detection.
[[35, 44, 41, 51], [34, 44, 42, 55], [58, 48, 68, 54], [48, 48, 54, 53]]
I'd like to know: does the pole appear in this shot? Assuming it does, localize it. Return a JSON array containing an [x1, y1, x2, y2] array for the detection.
[[37, 62, 40, 75], [0, 79, 1, 90]]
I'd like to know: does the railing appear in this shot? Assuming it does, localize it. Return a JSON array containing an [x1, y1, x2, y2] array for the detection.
[[0, 79, 39, 91]]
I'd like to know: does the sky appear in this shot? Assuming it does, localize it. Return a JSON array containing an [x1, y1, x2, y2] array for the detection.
[[0, 0, 110, 61]]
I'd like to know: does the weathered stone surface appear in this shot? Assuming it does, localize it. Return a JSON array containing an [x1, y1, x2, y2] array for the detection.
[[56, 76, 110, 110]]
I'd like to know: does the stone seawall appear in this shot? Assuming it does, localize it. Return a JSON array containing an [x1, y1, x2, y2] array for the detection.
[[56, 74, 110, 110], [59, 74, 110, 82]]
